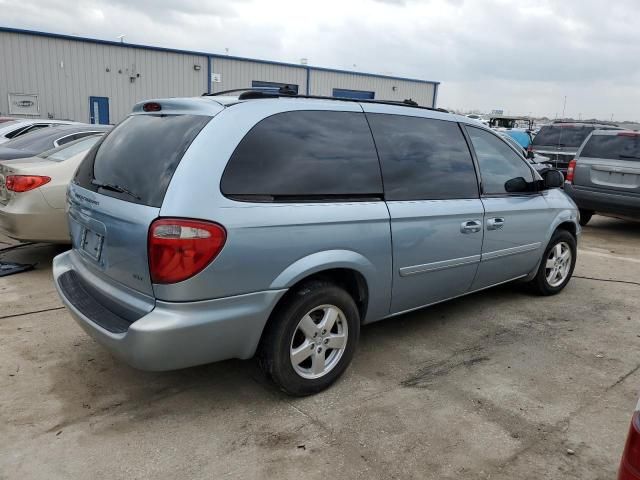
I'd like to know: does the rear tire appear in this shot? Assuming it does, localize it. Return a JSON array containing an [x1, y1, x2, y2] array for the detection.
[[579, 209, 593, 226], [528, 230, 577, 296], [258, 281, 360, 396]]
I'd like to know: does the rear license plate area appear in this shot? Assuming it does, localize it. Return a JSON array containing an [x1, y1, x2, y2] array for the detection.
[[81, 227, 104, 261]]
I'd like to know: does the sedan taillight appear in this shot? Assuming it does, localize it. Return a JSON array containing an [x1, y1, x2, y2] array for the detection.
[[619, 411, 640, 480], [148, 218, 226, 284], [566, 159, 577, 183], [5, 175, 51, 192]]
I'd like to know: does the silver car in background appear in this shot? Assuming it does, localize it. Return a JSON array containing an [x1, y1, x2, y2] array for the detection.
[[564, 130, 640, 225], [53, 93, 578, 396]]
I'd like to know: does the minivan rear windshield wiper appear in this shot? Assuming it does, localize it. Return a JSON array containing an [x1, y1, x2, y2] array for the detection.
[[91, 179, 141, 200], [619, 155, 640, 159]]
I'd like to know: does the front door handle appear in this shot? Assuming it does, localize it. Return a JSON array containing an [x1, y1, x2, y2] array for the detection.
[[461, 220, 482, 234], [487, 217, 506, 230]]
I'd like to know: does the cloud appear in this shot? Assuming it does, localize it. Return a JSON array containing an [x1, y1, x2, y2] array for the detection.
[[0, 0, 638, 120]]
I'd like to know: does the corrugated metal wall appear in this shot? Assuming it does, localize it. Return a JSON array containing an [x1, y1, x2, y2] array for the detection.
[[0, 29, 439, 123], [210, 57, 308, 94], [309, 70, 436, 107], [0, 31, 207, 123]]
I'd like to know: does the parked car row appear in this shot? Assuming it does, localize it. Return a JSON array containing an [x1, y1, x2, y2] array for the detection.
[[530, 121, 621, 174]]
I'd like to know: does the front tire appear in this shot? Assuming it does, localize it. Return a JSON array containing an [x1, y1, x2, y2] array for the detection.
[[529, 230, 577, 295], [258, 281, 360, 396], [579, 209, 593, 226]]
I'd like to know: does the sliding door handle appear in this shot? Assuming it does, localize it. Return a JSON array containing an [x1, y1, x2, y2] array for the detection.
[[461, 220, 482, 234], [487, 217, 505, 230]]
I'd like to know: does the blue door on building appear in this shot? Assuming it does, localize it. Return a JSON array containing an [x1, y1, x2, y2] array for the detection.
[[89, 96, 110, 124], [332, 88, 375, 100]]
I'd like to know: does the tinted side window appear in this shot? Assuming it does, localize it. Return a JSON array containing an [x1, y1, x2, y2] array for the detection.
[[367, 114, 478, 200], [467, 126, 534, 195], [221, 111, 382, 200]]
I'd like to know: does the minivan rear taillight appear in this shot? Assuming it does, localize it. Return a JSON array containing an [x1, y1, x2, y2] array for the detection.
[[148, 218, 226, 284], [566, 159, 577, 183], [619, 412, 640, 480], [6, 175, 51, 192]]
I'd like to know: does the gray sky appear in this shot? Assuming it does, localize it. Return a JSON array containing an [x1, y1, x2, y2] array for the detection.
[[1, 0, 638, 120]]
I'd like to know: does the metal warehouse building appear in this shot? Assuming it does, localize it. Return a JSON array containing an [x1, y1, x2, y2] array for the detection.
[[0, 27, 440, 124]]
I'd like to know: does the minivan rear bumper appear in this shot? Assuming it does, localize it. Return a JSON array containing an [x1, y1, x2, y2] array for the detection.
[[564, 183, 640, 218], [53, 250, 286, 371]]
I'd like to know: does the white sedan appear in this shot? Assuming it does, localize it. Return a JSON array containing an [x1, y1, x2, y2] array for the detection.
[[0, 134, 103, 243]]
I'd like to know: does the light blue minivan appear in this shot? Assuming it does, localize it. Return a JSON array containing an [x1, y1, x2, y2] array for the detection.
[[53, 91, 578, 395]]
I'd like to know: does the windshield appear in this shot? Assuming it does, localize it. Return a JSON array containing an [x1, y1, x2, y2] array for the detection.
[[38, 135, 102, 162], [532, 125, 594, 148], [581, 134, 640, 160]]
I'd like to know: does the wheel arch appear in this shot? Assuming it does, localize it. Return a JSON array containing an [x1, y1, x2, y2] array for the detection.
[[268, 250, 378, 322]]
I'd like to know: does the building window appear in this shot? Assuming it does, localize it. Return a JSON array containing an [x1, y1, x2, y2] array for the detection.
[[332, 88, 375, 100], [251, 81, 299, 94]]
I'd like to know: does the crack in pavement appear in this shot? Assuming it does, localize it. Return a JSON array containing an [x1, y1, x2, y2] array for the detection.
[[0, 306, 65, 321], [494, 361, 640, 473]]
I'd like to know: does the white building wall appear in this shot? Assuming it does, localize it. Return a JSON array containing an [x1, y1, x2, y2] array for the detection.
[[0, 29, 440, 123], [210, 57, 308, 94], [0, 31, 208, 123], [309, 69, 437, 107]]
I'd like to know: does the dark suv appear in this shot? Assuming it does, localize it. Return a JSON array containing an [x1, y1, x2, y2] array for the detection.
[[531, 122, 619, 175]]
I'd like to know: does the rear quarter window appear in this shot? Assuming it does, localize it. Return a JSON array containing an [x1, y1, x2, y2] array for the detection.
[[74, 114, 211, 207], [221, 110, 383, 201], [580, 134, 640, 161]]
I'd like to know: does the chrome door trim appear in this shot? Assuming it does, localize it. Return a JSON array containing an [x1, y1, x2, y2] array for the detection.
[[481, 242, 541, 261], [399, 254, 481, 277]]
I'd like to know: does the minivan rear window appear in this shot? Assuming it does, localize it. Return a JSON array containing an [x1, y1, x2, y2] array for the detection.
[[532, 125, 594, 148], [74, 114, 211, 207], [580, 134, 640, 161]]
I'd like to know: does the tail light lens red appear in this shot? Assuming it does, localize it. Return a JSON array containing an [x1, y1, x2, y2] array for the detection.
[[5, 175, 51, 192], [148, 218, 226, 284], [566, 159, 577, 183], [619, 412, 640, 480], [143, 102, 162, 112]]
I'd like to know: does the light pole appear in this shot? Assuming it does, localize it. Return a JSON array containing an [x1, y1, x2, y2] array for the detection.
[[562, 96, 567, 119]]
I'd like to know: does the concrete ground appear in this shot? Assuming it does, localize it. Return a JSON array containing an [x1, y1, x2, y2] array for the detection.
[[0, 216, 638, 479]]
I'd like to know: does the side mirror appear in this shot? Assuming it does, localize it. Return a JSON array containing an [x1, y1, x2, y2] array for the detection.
[[504, 177, 529, 193], [542, 169, 564, 189]]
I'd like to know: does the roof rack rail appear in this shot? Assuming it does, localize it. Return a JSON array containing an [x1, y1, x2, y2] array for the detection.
[[552, 119, 618, 126], [203, 88, 445, 113]]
